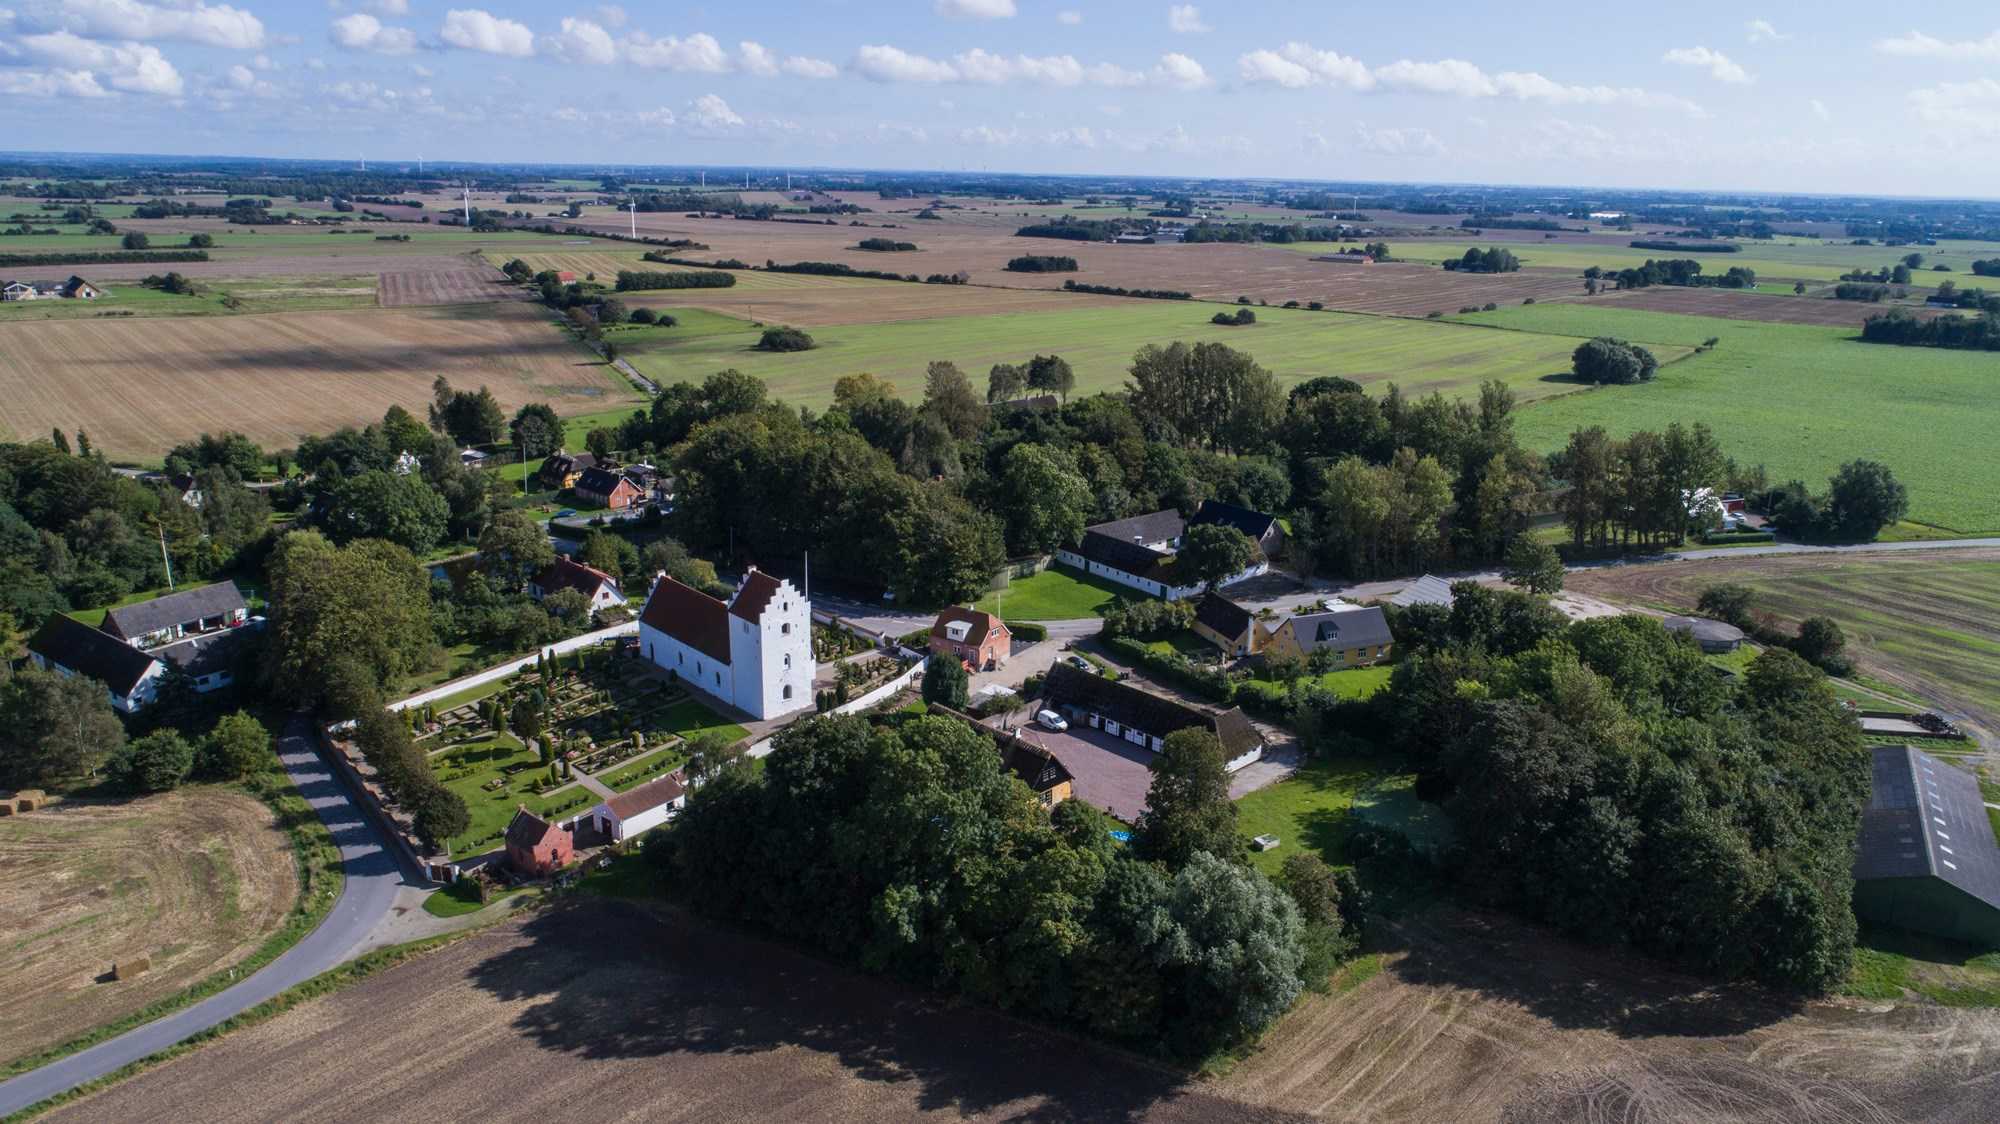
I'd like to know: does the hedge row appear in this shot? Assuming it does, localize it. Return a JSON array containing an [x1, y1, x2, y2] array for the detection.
[[1003, 620, 1047, 642], [0, 249, 210, 266], [613, 270, 737, 291]]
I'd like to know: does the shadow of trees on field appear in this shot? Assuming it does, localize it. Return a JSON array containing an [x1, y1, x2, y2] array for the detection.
[[1373, 907, 1805, 1041], [467, 900, 1308, 1124]]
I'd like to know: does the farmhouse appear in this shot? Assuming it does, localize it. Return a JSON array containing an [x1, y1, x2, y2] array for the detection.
[[1041, 662, 1265, 766], [1260, 605, 1393, 666], [538, 450, 597, 491], [0, 276, 102, 301], [929, 606, 1011, 671], [933, 705, 1074, 807], [458, 448, 491, 469], [575, 465, 642, 510], [1192, 592, 1258, 657], [590, 770, 688, 843], [1055, 508, 1268, 601], [1188, 498, 1286, 559], [100, 581, 248, 648], [504, 807, 574, 877], [1662, 615, 1746, 653], [1852, 745, 2000, 947], [529, 557, 626, 613], [638, 567, 812, 720], [26, 614, 167, 714]]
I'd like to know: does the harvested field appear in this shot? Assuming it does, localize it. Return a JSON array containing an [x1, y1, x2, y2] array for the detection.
[[377, 266, 527, 307], [0, 788, 299, 1069], [1218, 909, 2000, 1124], [551, 213, 1586, 315], [45, 900, 1286, 1124], [1563, 548, 2000, 734], [1590, 286, 1946, 327], [0, 302, 636, 460], [50, 901, 2000, 1124]]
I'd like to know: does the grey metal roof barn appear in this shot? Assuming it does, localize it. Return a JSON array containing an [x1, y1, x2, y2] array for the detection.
[[1273, 606, 1393, 654], [99, 582, 247, 644], [1852, 745, 2000, 947], [1661, 615, 1746, 652], [1390, 574, 1456, 608]]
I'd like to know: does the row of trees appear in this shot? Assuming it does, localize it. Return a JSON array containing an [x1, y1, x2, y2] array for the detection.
[[1442, 247, 1520, 273], [1550, 423, 1734, 551], [1860, 309, 2000, 351], [1585, 259, 1755, 290], [0, 661, 273, 792], [1757, 460, 1909, 542]]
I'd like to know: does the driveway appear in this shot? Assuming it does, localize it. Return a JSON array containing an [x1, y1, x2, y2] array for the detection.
[[0, 718, 417, 1117], [1001, 715, 1159, 823]]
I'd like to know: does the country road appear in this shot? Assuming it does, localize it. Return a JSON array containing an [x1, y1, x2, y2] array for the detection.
[[0, 719, 416, 1117]]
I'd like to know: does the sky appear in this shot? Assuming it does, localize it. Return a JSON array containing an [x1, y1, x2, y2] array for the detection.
[[2, 1, 1999, 196]]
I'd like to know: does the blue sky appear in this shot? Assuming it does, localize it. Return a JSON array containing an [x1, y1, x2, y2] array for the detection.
[[2, 1, 1999, 195]]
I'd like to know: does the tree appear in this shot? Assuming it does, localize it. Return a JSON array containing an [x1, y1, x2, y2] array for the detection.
[[1177, 523, 1259, 589], [585, 427, 616, 462], [1152, 852, 1306, 1057], [997, 443, 1093, 555], [406, 781, 470, 853], [1823, 460, 1907, 540], [579, 529, 634, 580], [921, 652, 969, 709], [187, 232, 214, 248], [919, 360, 987, 442], [1571, 337, 1658, 384], [1502, 537, 1564, 595], [1127, 341, 1280, 453], [323, 470, 449, 553], [1794, 281, 1807, 295], [107, 730, 196, 793], [1793, 616, 1850, 673], [261, 532, 435, 709], [1697, 583, 1756, 627], [198, 711, 271, 780], [510, 697, 544, 742], [0, 668, 126, 786], [121, 231, 150, 250], [1025, 354, 1076, 402], [756, 326, 815, 352], [1134, 729, 1244, 868], [986, 362, 1026, 403], [510, 403, 563, 459], [477, 510, 555, 587]]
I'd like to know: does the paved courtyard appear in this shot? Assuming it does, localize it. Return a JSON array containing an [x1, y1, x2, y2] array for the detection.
[[990, 714, 1158, 823]]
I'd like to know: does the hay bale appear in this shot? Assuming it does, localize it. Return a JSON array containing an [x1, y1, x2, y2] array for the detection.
[[113, 957, 151, 980], [0, 799, 15, 816], [16, 789, 47, 811]]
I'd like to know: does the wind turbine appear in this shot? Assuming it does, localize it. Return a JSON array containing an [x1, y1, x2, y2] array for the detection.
[[628, 199, 637, 238], [461, 184, 471, 225]]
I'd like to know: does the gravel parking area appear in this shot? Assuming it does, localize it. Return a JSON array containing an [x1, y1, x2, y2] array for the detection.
[[1011, 719, 1158, 823]]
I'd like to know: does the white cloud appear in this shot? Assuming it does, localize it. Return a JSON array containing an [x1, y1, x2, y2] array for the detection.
[[330, 13, 416, 55], [1375, 58, 1494, 96], [439, 8, 534, 57], [783, 55, 837, 79], [1152, 51, 1208, 89], [1238, 43, 1372, 90], [0, 67, 111, 97], [739, 40, 779, 76], [1908, 78, 2000, 129], [1662, 45, 1751, 84], [1167, 4, 1209, 34], [737, 40, 835, 79], [1353, 124, 1444, 156], [365, 0, 410, 14], [14, 30, 182, 95], [687, 92, 744, 129], [935, 0, 1015, 19], [1746, 19, 1786, 44], [26, 0, 265, 50], [1048, 125, 1098, 148], [1810, 98, 1829, 120], [622, 31, 728, 72], [538, 17, 617, 65], [1057, 10, 1082, 25], [1876, 30, 2000, 61]]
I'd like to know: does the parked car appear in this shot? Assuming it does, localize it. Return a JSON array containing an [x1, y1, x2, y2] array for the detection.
[[1067, 655, 1097, 674], [1252, 834, 1281, 852], [555, 508, 576, 518], [1035, 709, 1069, 732]]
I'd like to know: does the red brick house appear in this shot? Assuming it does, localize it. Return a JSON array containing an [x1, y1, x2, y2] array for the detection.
[[504, 807, 573, 876], [929, 606, 1011, 671], [574, 466, 642, 510]]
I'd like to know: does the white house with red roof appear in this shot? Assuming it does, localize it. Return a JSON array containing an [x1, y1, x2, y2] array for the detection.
[[529, 557, 626, 614], [636, 566, 812, 720]]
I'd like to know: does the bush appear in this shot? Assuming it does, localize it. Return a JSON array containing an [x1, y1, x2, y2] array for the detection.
[[107, 731, 196, 793], [1005, 254, 1079, 272], [186, 232, 214, 248], [121, 232, 150, 250], [1004, 620, 1048, 642], [613, 270, 736, 291], [756, 326, 815, 352], [1571, 336, 1659, 384], [629, 307, 656, 324], [857, 237, 918, 251]]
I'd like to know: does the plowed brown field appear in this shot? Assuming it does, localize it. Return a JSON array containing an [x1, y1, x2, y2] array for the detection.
[[0, 303, 636, 459], [377, 267, 527, 307], [47, 901, 2000, 1124], [0, 789, 298, 1069], [1593, 287, 1948, 327]]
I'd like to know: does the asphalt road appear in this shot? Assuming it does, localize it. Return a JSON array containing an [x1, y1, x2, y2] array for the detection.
[[0, 718, 415, 1117]]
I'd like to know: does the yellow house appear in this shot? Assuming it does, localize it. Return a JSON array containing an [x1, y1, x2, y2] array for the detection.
[[1259, 605, 1394, 667]]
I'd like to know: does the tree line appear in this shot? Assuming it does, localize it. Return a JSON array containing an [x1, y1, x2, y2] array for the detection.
[[1860, 308, 2000, 351], [1442, 247, 1520, 273]]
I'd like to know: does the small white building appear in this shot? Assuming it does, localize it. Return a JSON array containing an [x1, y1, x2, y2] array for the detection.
[[637, 567, 813, 720], [590, 770, 688, 843]]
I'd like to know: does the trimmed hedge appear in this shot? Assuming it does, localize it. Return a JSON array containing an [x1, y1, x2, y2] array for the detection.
[[1003, 620, 1047, 642], [1701, 530, 1776, 544], [0, 249, 209, 266], [614, 270, 736, 291]]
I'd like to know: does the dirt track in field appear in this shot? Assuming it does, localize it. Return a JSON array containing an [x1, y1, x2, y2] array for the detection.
[[0, 789, 298, 1069], [559, 213, 1585, 317], [0, 302, 635, 458], [47, 900, 2000, 1124]]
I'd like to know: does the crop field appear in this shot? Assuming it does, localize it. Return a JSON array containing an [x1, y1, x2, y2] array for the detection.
[[1471, 304, 2000, 533], [1592, 285, 1948, 326], [377, 266, 526, 307], [614, 301, 1648, 410], [49, 900, 2000, 1124], [0, 275, 379, 320], [0, 788, 299, 1069], [0, 302, 637, 461], [1565, 548, 2000, 734], [1310, 236, 2000, 283]]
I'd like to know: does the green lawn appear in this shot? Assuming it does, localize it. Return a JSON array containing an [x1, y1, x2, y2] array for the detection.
[[422, 882, 529, 918], [1143, 630, 1213, 658], [1239, 665, 1394, 706], [655, 697, 748, 743], [1844, 928, 2000, 1006], [1472, 304, 2000, 533], [597, 745, 688, 792], [610, 301, 1651, 409], [975, 564, 1130, 620], [430, 734, 598, 858], [1234, 756, 1404, 877]]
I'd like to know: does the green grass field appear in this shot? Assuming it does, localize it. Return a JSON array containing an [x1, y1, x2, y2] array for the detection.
[[653, 697, 749, 744], [1471, 304, 2000, 533], [612, 302, 1653, 410], [1288, 237, 2000, 283], [1234, 756, 1404, 877], [0, 275, 377, 321], [974, 564, 1130, 619], [1239, 665, 1393, 706], [1845, 928, 2000, 1006]]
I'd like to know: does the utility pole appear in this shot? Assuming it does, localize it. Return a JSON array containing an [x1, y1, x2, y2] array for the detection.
[[157, 522, 176, 591], [803, 549, 809, 602]]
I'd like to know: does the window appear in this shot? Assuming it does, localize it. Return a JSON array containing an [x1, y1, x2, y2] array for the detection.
[[782, 684, 793, 699], [782, 623, 791, 635], [783, 653, 792, 668], [715, 671, 721, 686]]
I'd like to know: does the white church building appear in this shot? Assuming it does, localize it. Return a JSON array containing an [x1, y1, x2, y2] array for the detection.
[[637, 567, 813, 720]]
